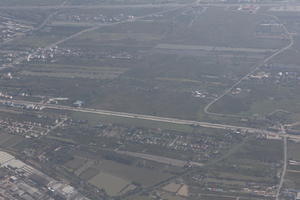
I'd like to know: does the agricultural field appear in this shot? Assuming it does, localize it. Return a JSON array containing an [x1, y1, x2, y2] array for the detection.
[[0, 0, 64, 6], [179, 137, 283, 199], [283, 141, 300, 191], [49, 6, 288, 121], [21, 64, 128, 79], [123, 136, 284, 200], [68, 0, 194, 5], [6, 25, 86, 49], [0, 4, 293, 124], [210, 58, 300, 123], [62, 152, 173, 196], [0, 133, 24, 149], [0, 1, 299, 200], [204, 9, 300, 124]]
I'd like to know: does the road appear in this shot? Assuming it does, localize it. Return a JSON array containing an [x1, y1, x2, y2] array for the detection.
[[5, 98, 300, 141], [188, 6, 208, 28], [0, 1, 191, 71], [42, 117, 67, 136], [34, 0, 69, 31], [116, 150, 203, 167], [0, 99, 277, 135], [204, 14, 295, 116], [0, 0, 70, 70], [0, 2, 298, 10], [276, 127, 288, 200], [45, 105, 273, 134], [6, 2, 192, 71], [0, 0, 297, 140], [0, 4, 186, 10], [0, 2, 295, 199]]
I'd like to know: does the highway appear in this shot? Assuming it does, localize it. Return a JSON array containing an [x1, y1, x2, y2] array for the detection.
[[0, 4, 186, 10], [0, 1, 297, 199], [0, 99, 277, 136], [0, 2, 298, 10], [3, 98, 300, 141], [0, 1, 297, 141], [44, 105, 273, 134]]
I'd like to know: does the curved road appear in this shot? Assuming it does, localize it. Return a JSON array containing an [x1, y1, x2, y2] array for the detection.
[[276, 127, 288, 200], [204, 14, 294, 116], [7, 2, 192, 69]]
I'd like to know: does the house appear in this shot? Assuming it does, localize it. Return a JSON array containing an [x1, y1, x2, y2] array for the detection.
[[73, 100, 84, 107]]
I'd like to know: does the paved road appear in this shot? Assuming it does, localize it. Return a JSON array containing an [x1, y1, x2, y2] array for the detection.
[[276, 127, 288, 200], [5, 98, 300, 141], [43, 117, 67, 135], [0, 0, 70, 70], [0, 1, 297, 141], [204, 14, 295, 116], [3, 2, 189, 72], [46, 105, 273, 134], [0, 99, 276, 135], [0, 4, 186, 10], [0, 2, 297, 10], [47, 3, 195, 48], [34, 0, 69, 31]]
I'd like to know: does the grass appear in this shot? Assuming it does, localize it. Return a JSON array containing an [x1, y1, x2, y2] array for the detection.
[[88, 172, 131, 196], [288, 141, 300, 161], [211, 79, 300, 118], [0, 0, 64, 6], [0, 133, 17, 146], [63, 149, 174, 189], [80, 167, 99, 180], [69, 156, 174, 194], [78, 32, 162, 43], [97, 159, 172, 187], [0, 133, 24, 149], [11, 7, 281, 122], [9, 25, 86, 48], [69, 0, 194, 5], [4, 3, 296, 126], [127, 195, 153, 200], [285, 171, 300, 190], [204, 137, 283, 186], [22, 64, 128, 80], [46, 135, 77, 144], [64, 156, 87, 170], [156, 77, 202, 84]]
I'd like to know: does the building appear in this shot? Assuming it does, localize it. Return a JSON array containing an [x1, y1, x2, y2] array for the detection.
[[73, 100, 84, 107], [296, 192, 300, 200]]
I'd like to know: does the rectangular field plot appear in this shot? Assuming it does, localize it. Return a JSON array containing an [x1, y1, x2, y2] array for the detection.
[[156, 44, 276, 54], [21, 64, 128, 79], [88, 172, 131, 196]]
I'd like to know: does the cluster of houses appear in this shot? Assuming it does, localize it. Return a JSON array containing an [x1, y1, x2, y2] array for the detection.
[[56, 12, 135, 24], [27, 46, 82, 63], [0, 118, 48, 138], [96, 124, 241, 162], [0, 19, 31, 43], [2, 101, 44, 111]]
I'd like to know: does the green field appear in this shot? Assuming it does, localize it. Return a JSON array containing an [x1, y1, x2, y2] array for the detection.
[[0, 0, 64, 6]]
